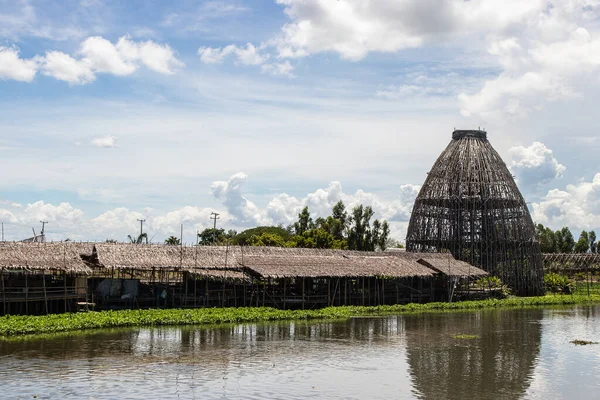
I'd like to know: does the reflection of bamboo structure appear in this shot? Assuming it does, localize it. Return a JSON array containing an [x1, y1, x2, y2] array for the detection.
[[405, 308, 543, 400], [406, 130, 543, 295]]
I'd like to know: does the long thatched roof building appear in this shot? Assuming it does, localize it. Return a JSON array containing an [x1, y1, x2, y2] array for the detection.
[[0, 242, 92, 274]]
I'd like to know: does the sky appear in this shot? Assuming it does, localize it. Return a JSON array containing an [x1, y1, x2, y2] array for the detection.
[[1, 0, 599, 243]]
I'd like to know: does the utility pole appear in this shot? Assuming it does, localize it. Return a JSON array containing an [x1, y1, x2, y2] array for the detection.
[[210, 212, 220, 244], [137, 219, 146, 236], [137, 219, 146, 244], [40, 221, 48, 243]]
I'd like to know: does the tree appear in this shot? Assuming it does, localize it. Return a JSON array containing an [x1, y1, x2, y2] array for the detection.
[[127, 233, 148, 244], [330, 200, 348, 239], [589, 231, 597, 253], [232, 226, 292, 245], [574, 230, 590, 253], [347, 205, 375, 251], [247, 232, 287, 247], [293, 207, 313, 235], [560, 227, 575, 253], [536, 224, 556, 253], [105, 239, 118, 243], [197, 228, 226, 245], [165, 236, 181, 245]]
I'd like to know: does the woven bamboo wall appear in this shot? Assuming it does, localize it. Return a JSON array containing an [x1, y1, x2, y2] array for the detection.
[[406, 130, 544, 295]]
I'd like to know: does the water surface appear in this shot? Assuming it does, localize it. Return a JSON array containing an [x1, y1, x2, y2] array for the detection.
[[1, 306, 599, 399]]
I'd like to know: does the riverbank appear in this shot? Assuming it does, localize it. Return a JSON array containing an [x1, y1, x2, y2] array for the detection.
[[1, 294, 599, 337]]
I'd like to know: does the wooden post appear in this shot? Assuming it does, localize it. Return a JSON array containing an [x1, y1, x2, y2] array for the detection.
[[205, 279, 208, 306], [367, 278, 371, 306], [327, 279, 331, 307], [43, 272, 49, 314], [194, 276, 197, 307], [382, 278, 385, 305], [283, 279, 287, 310], [302, 278, 305, 310], [362, 278, 365, 306], [1, 270, 6, 315], [25, 271, 29, 314], [184, 272, 189, 308], [63, 272, 67, 312], [262, 279, 266, 306]]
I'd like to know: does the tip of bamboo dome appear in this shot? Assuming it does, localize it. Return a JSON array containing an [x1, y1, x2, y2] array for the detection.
[[452, 129, 487, 140]]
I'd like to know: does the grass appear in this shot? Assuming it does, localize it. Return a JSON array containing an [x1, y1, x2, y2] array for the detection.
[[1, 294, 599, 338]]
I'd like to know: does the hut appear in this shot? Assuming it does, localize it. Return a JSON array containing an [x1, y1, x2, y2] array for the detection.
[[86, 243, 249, 309], [406, 129, 544, 295], [0, 242, 92, 315]]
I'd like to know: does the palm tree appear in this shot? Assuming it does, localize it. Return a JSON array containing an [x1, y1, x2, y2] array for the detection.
[[127, 233, 148, 244], [165, 236, 181, 245]]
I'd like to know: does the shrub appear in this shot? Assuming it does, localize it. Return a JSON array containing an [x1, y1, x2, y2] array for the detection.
[[544, 273, 574, 294]]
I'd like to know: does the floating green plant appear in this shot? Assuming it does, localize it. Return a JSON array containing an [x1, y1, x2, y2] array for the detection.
[[453, 334, 479, 339], [570, 339, 599, 346], [0, 294, 599, 338]]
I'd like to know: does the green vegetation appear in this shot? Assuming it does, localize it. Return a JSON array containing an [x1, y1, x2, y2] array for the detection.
[[536, 224, 597, 253], [164, 236, 181, 245], [453, 334, 479, 339], [545, 272, 574, 294], [570, 339, 599, 346], [1, 295, 600, 338], [227, 201, 393, 250]]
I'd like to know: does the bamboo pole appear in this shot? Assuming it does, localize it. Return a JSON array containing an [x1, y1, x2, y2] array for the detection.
[[1, 270, 6, 315], [302, 278, 305, 310], [25, 271, 29, 314], [63, 272, 67, 312], [43, 272, 48, 314], [283, 279, 287, 310]]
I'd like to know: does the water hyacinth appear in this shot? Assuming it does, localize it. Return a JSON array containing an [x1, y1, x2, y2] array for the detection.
[[1, 295, 599, 338]]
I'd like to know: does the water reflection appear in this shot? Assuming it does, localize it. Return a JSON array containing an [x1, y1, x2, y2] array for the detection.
[[405, 309, 543, 400], [0, 307, 599, 399]]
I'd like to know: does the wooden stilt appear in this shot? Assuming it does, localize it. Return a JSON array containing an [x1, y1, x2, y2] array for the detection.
[[302, 278, 305, 310], [25, 271, 29, 314], [1, 271, 6, 315], [63, 272, 68, 312], [283, 279, 287, 310], [327, 279, 331, 307], [362, 278, 365, 306], [43, 272, 49, 314]]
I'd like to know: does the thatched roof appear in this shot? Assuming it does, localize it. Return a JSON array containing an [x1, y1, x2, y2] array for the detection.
[[0, 242, 92, 273], [190, 268, 249, 282], [239, 252, 435, 279], [415, 255, 487, 278]]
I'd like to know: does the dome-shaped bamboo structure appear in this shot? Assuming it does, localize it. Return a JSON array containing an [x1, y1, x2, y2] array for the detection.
[[406, 130, 543, 295]]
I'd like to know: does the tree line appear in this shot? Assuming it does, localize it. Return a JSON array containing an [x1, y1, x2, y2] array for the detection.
[[190, 201, 395, 251], [536, 224, 597, 253]]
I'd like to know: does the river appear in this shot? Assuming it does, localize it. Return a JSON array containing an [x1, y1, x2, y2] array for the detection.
[[1, 306, 599, 399]]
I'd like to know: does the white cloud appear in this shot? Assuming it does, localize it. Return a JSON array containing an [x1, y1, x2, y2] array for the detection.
[[532, 173, 600, 230], [41, 35, 182, 84], [210, 173, 419, 240], [42, 51, 95, 84], [0, 46, 39, 82], [459, 4, 600, 119], [261, 61, 295, 77], [272, 0, 545, 61], [198, 43, 268, 66], [509, 142, 566, 188], [210, 173, 266, 225], [91, 136, 117, 148], [80, 36, 138, 76]]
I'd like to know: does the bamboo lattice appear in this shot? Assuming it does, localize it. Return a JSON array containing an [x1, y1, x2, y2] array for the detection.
[[406, 130, 544, 295]]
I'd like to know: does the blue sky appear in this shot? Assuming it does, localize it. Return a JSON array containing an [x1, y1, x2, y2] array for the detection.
[[1, 0, 600, 242]]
